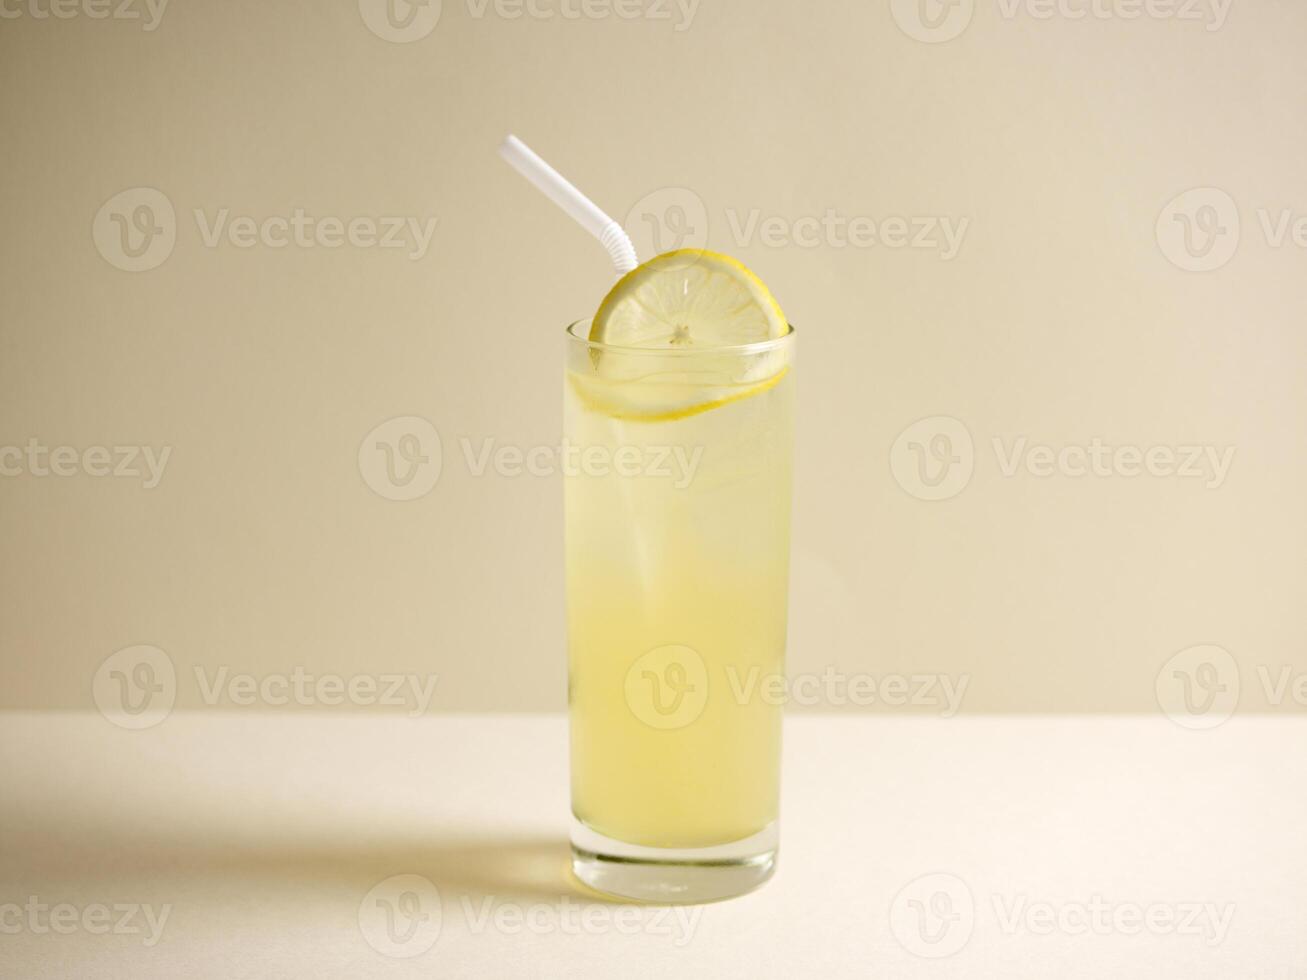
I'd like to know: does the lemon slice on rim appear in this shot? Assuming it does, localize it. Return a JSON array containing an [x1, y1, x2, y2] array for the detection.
[[574, 249, 791, 421], [591, 249, 787, 349]]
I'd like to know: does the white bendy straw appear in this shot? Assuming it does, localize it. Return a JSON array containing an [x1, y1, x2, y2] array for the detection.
[[500, 134, 654, 613], [499, 134, 639, 277]]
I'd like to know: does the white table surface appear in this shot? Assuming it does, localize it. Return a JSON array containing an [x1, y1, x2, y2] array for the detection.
[[1, 712, 1303, 978]]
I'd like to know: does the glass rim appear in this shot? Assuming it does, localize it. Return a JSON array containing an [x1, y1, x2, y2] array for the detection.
[[566, 319, 796, 356]]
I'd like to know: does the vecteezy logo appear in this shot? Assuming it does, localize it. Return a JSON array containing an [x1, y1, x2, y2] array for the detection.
[[358, 416, 442, 501], [623, 187, 710, 260], [1156, 188, 1240, 272], [92, 188, 176, 272], [358, 0, 442, 42], [1156, 644, 1240, 730], [890, 416, 974, 501], [889, 872, 975, 958], [624, 644, 709, 730], [358, 874, 442, 958], [890, 0, 975, 43], [92, 645, 177, 730]]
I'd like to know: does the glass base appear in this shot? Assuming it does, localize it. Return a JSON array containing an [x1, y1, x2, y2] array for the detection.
[[570, 818, 777, 904]]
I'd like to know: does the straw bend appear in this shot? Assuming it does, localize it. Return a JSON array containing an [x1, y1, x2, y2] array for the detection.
[[498, 134, 639, 277]]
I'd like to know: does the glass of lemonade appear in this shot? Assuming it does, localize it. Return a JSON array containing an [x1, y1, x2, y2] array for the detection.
[[564, 312, 795, 903]]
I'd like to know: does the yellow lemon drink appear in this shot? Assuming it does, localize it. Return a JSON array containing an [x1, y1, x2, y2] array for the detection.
[[565, 250, 795, 903]]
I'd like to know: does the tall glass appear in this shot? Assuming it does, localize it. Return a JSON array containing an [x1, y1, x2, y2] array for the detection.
[[564, 319, 795, 903]]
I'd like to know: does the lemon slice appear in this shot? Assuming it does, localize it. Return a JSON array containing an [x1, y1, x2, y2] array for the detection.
[[568, 365, 789, 423], [591, 249, 787, 349], [575, 249, 791, 421]]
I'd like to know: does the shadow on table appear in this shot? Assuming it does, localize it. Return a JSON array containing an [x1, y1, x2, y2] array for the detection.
[[209, 834, 592, 903], [10, 817, 624, 904]]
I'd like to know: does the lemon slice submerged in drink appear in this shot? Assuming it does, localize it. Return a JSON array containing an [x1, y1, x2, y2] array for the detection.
[[575, 249, 790, 422], [591, 249, 787, 350]]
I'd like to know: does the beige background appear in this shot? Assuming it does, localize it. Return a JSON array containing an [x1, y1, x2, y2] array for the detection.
[[1, 0, 1304, 714]]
